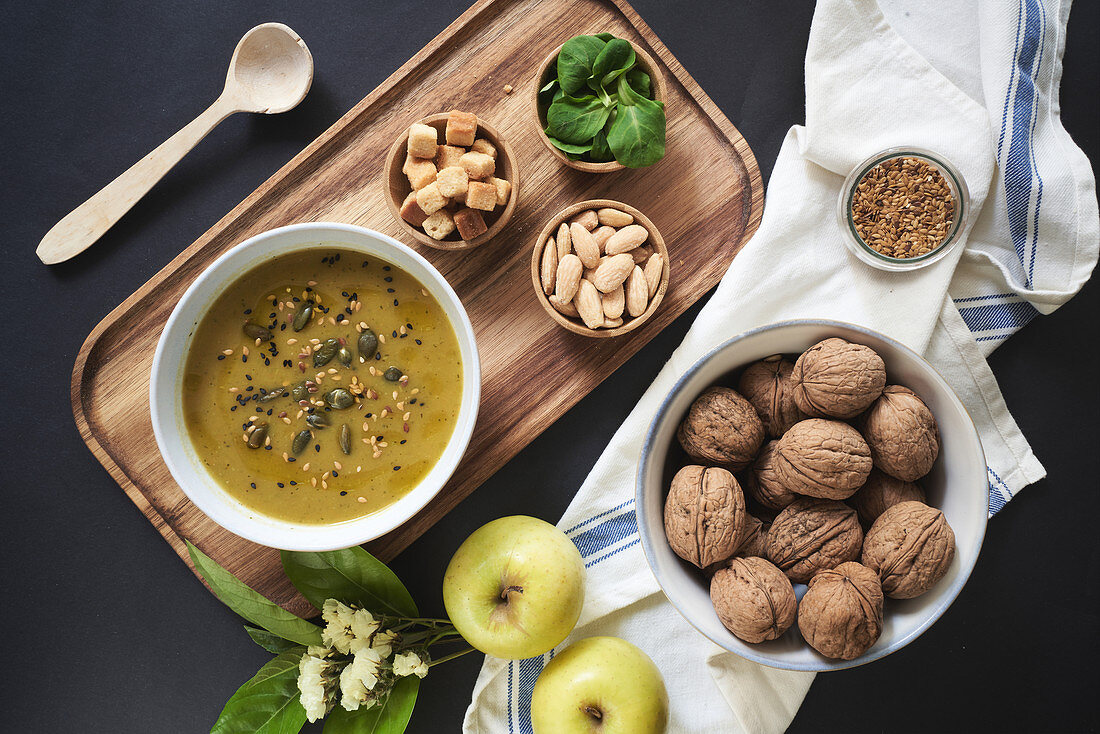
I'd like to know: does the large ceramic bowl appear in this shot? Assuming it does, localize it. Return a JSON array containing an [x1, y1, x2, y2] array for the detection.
[[150, 223, 481, 551], [636, 320, 987, 671]]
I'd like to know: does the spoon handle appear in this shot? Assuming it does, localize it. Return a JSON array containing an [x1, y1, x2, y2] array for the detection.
[[36, 96, 237, 265]]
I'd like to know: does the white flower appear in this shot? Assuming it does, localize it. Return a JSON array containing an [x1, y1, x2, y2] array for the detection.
[[350, 608, 381, 640], [321, 599, 357, 654], [339, 647, 383, 711], [393, 651, 429, 679], [371, 630, 398, 659], [297, 654, 334, 723]]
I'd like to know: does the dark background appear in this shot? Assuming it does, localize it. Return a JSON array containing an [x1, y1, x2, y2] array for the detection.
[[3, 1, 1097, 731]]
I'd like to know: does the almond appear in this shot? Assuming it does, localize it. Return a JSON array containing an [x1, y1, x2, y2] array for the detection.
[[570, 223, 601, 268], [555, 253, 583, 302], [597, 208, 634, 227], [603, 316, 624, 329], [548, 294, 579, 318], [602, 285, 625, 319], [556, 222, 572, 259], [605, 224, 649, 255], [644, 253, 664, 298], [574, 279, 604, 329], [630, 244, 653, 265], [540, 237, 558, 295], [626, 265, 649, 317], [569, 209, 599, 231], [593, 225, 616, 252], [591, 253, 635, 293]]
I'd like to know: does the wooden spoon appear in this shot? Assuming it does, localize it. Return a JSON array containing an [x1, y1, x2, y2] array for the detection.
[[36, 22, 313, 265]]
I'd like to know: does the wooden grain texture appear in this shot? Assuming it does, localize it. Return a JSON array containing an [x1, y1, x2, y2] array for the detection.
[[71, 0, 763, 617]]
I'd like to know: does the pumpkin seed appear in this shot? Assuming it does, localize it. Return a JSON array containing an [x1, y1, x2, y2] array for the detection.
[[292, 302, 314, 332], [291, 381, 310, 401], [337, 346, 353, 368], [339, 423, 352, 455], [358, 329, 378, 360], [313, 338, 340, 367], [306, 413, 328, 429], [292, 429, 312, 455], [247, 422, 268, 449], [325, 388, 355, 409], [383, 366, 403, 382], [243, 322, 272, 341], [257, 387, 286, 403]]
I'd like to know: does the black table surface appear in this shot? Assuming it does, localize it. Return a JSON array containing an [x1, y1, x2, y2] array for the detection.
[[4, 1, 1097, 731]]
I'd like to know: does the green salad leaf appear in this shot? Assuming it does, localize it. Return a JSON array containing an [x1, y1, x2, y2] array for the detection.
[[626, 68, 652, 98], [556, 35, 607, 95], [321, 676, 419, 734], [244, 625, 303, 655], [187, 541, 323, 647], [546, 94, 613, 145], [281, 547, 418, 618], [589, 130, 614, 162], [546, 136, 594, 155], [210, 650, 307, 734], [607, 74, 666, 168], [590, 39, 636, 92]]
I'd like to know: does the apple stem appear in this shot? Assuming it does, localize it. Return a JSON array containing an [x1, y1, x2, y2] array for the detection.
[[500, 585, 524, 602], [427, 646, 476, 667], [583, 705, 603, 720]]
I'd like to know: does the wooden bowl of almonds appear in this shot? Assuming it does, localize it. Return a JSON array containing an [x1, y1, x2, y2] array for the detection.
[[531, 199, 669, 337]]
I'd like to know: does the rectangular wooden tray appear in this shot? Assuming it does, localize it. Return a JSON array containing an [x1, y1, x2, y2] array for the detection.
[[71, 0, 762, 616]]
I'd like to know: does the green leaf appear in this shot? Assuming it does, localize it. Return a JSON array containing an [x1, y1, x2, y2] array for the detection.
[[281, 548, 418, 618], [589, 130, 614, 162], [210, 650, 308, 734], [595, 32, 616, 42], [321, 677, 419, 734], [626, 68, 652, 99], [590, 39, 636, 91], [556, 35, 606, 95], [546, 136, 594, 155], [187, 541, 323, 647], [546, 94, 613, 145], [607, 75, 666, 168], [245, 626, 304, 655]]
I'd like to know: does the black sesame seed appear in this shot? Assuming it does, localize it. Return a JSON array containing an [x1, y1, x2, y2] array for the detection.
[[250, 482, 256, 488], [244, 309, 252, 315], [332, 471, 339, 478], [393, 299, 399, 306], [288, 457, 296, 462], [393, 466, 401, 471], [384, 276, 393, 283], [217, 355, 226, 361], [340, 490, 347, 496], [415, 339, 422, 345], [277, 482, 285, 488], [387, 288, 395, 294], [383, 265, 391, 271], [290, 481, 297, 486]]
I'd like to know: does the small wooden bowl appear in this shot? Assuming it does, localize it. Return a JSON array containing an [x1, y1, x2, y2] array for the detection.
[[531, 40, 667, 174], [384, 113, 519, 250], [531, 199, 670, 338]]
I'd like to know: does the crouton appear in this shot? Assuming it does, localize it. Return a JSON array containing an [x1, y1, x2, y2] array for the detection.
[[460, 151, 495, 180], [435, 144, 465, 170], [466, 181, 498, 211], [415, 181, 448, 215], [470, 138, 497, 158], [489, 176, 512, 206], [403, 156, 437, 191], [454, 208, 488, 241], [422, 209, 456, 240], [399, 191, 429, 227], [407, 122, 439, 159], [435, 166, 469, 198], [445, 110, 478, 147]]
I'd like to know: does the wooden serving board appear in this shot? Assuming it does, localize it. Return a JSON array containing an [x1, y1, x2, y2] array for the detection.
[[71, 0, 762, 616]]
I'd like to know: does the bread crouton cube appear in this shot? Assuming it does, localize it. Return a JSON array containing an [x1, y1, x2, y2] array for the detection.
[[415, 181, 448, 215], [465, 181, 498, 211], [435, 144, 465, 170], [435, 166, 469, 198], [489, 176, 512, 206], [407, 123, 438, 159], [445, 110, 478, 147], [470, 138, 497, 158], [460, 151, 495, 180], [454, 208, 488, 241], [422, 209, 456, 240], [403, 156, 437, 190], [399, 191, 429, 227]]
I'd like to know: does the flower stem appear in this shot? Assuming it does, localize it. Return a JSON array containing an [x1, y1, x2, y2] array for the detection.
[[428, 647, 477, 667]]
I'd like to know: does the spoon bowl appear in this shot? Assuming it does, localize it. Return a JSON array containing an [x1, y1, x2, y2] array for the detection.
[[226, 22, 313, 114]]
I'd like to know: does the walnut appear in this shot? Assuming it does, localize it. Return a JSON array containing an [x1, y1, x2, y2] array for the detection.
[[790, 338, 886, 419], [850, 468, 925, 526], [743, 440, 799, 510], [677, 387, 765, 471], [711, 557, 797, 643], [862, 501, 956, 599], [664, 465, 746, 568], [797, 562, 884, 660], [861, 385, 940, 481], [773, 419, 872, 500], [736, 514, 769, 558], [766, 498, 863, 583], [738, 355, 809, 437]]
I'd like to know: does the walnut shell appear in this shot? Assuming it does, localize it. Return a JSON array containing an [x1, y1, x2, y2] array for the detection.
[[738, 355, 809, 438], [861, 385, 940, 481], [736, 514, 769, 558], [677, 387, 765, 471], [664, 465, 746, 568], [744, 440, 799, 510], [711, 557, 797, 643], [797, 562, 884, 660], [766, 498, 863, 583], [773, 419, 872, 500], [850, 468, 925, 526], [862, 501, 955, 599], [791, 338, 886, 419]]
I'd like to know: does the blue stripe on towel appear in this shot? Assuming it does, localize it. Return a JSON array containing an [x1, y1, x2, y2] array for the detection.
[[958, 300, 1039, 333], [570, 510, 639, 559], [997, 1, 1025, 156], [564, 498, 635, 535]]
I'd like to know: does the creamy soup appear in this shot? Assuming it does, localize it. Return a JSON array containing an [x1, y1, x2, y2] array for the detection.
[[182, 248, 463, 524]]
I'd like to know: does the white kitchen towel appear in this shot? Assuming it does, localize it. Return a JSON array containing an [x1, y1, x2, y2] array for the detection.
[[464, 0, 1097, 732]]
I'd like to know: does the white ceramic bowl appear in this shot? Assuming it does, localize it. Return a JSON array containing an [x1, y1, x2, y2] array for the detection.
[[636, 320, 987, 671], [150, 223, 481, 551]]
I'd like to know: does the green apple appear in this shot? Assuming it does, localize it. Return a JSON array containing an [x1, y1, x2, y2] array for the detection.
[[531, 636, 669, 734], [442, 515, 585, 660]]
